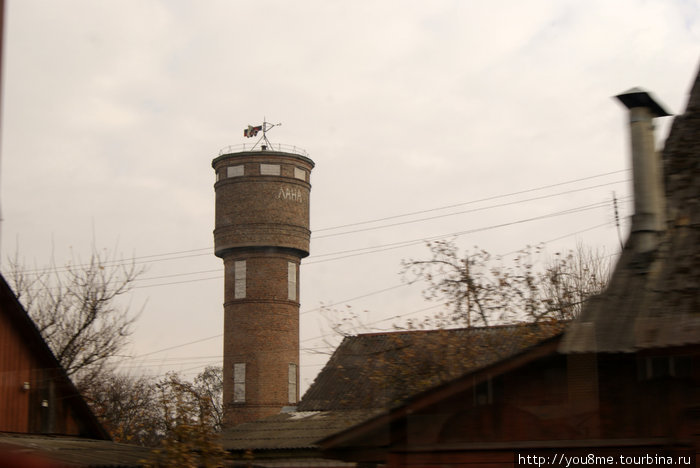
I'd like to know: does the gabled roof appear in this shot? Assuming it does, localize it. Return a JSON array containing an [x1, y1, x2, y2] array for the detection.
[[318, 334, 564, 454], [0, 273, 109, 439], [299, 322, 565, 411], [561, 66, 700, 353], [219, 322, 564, 454]]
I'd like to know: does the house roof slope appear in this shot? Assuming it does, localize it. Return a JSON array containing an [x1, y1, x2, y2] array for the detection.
[[299, 322, 564, 412], [219, 410, 382, 452], [0, 433, 150, 467], [561, 67, 700, 353]]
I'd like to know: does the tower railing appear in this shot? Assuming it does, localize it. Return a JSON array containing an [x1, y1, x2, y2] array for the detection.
[[218, 143, 309, 157]]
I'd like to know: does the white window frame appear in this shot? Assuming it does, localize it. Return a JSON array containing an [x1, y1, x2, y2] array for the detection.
[[293, 167, 306, 181], [260, 164, 281, 176], [288, 262, 297, 301], [288, 363, 298, 404], [234, 260, 246, 299], [233, 363, 246, 403], [227, 165, 244, 178]]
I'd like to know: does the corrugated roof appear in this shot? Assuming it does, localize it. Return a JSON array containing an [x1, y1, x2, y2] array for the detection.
[[561, 66, 700, 353], [0, 433, 150, 467], [299, 322, 565, 411], [219, 410, 381, 452]]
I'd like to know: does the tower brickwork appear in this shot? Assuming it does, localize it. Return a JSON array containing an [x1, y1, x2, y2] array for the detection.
[[212, 149, 314, 427]]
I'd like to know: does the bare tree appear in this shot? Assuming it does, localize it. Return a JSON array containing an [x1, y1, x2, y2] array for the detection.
[[148, 372, 227, 467], [79, 366, 224, 449], [402, 240, 610, 327], [192, 366, 224, 433], [81, 371, 162, 446], [7, 247, 145, 383]]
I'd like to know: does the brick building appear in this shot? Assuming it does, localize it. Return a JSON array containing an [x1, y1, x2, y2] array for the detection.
[[212, 144, 315, 427]]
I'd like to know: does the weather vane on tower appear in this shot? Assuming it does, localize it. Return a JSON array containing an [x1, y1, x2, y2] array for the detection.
[[243, 118, 281, 151]]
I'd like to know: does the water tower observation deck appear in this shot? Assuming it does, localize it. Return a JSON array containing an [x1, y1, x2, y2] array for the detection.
[[212, 143, 315, 260]]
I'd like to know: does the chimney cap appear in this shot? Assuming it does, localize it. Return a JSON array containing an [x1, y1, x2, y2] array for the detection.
[[615, 87, 671, 117]]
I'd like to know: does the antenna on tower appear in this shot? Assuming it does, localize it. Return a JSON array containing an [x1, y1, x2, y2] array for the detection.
[[243, 118, 282, 151]]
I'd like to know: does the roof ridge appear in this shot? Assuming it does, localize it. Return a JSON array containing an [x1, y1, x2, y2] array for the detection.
[[349, 320, 559, 338]]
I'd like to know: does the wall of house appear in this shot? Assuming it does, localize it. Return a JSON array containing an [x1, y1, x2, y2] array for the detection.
[[0, 304, 82, 435], [395, 351, 697, 448]]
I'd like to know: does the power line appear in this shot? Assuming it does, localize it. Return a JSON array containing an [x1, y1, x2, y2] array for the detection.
[[7, 170, 630, 275], [121, 217, 618, 364], [96, 197, 632, 290], [313, 179, 630, 240], [314, 169, 630, 232], [305, 198, 631, 266]]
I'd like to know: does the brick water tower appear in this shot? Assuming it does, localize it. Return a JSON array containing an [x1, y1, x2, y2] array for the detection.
[[212, 123, 314, 426]]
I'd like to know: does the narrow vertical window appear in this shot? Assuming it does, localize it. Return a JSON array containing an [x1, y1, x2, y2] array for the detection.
[[473, 377, 493, 406], [234, 260, 246, 299], [288, 262, 297, 301], [288, 363, 298, 404], [233, 363, 246, 403]]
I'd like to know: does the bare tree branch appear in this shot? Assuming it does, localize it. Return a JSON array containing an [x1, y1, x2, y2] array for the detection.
[[6, 246, 146, 383], [402, 240, 610, 327]]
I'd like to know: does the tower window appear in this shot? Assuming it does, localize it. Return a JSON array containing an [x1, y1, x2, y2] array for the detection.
[[260, 164, 280, 176], [294, 167, 306, 181], [288, 363, 298, 404], [227, 165, 244, 178], [288, 262, 297, 301], [233, 363, 246, 403], [234, 261, 246, 299]]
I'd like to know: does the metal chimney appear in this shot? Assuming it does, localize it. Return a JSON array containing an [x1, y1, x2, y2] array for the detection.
[[615, 87, 671, 252]]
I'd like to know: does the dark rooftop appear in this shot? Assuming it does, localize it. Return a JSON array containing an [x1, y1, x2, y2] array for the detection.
[[219, 410, 381, 453], [0, 433, 150, 467], [561, 66, 700, 353], [299, 322, 565, 411]]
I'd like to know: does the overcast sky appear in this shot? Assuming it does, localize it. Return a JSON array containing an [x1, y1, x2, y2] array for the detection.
[[1, 0, 698, 392]]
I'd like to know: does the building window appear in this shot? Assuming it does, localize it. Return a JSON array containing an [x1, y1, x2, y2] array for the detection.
[[227, 165, 244, 177], [638, 356, 692, 380], [233, 363, 246, 403], [294, 167, 306, 181], [234, 260, 246, 299], [473, 377, 492, 406], [288, 262, 297, 301], [288, 363, 298, 404], [260, 164, 280, 176]]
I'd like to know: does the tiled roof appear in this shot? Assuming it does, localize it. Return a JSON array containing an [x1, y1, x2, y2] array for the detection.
[[561, 66, 700, 353], [299, 322, 564, 411]]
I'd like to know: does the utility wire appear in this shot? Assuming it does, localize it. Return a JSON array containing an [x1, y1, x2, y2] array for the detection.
[[314, 169, 629, 232], [9, 170, 630, 275], [87, 197, 632, 290], [119, 217, 619, 364], [313, 179, 630, 239]]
